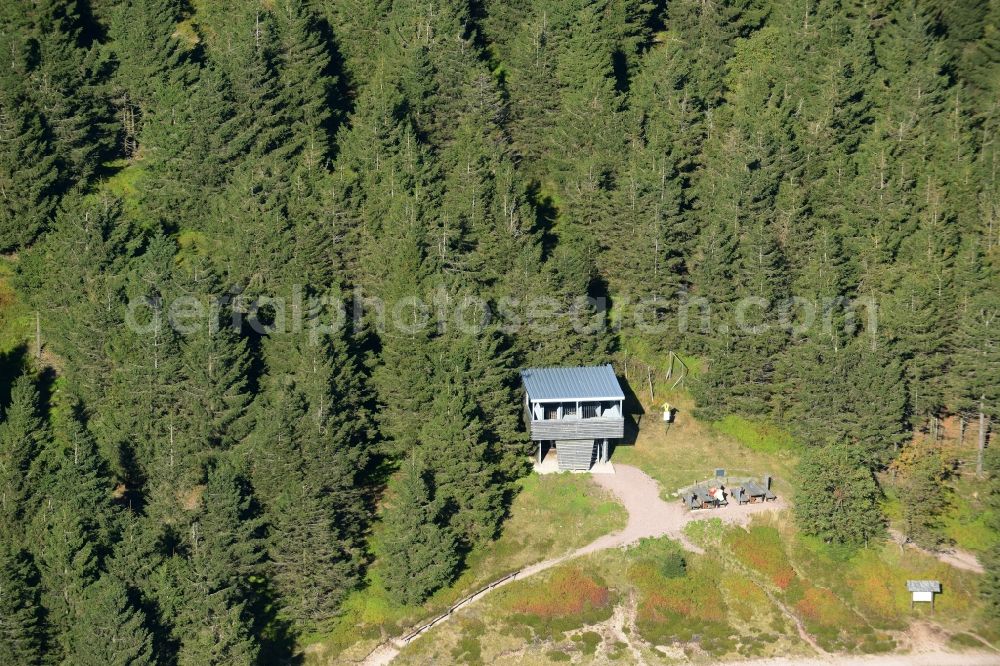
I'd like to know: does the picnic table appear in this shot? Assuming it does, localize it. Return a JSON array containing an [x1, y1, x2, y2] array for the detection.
[[685, 485, 728, 510], [738, 480, 776, 504]]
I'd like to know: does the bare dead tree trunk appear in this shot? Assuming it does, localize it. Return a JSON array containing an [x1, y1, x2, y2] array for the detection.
[[34, 311, 41, 359], [978, 396, 987, 478]]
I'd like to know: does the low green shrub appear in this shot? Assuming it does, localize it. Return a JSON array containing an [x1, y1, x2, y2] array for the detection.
[[575, 631, 601, 655], [450, 619, 485, 665], [626, 537, 687, 579]]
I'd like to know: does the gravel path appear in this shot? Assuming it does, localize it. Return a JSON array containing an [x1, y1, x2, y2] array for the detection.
[[587, 464, 787, 554]]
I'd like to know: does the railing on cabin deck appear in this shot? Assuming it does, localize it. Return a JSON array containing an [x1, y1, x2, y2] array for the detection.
[[527, 415, 624, 440], [523, 399, 625, 440]]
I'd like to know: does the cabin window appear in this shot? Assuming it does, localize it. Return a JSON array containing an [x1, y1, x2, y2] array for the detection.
[[581, 403, 600, 418], [544, 404, 559, 420], [563, 403, 577, 418]]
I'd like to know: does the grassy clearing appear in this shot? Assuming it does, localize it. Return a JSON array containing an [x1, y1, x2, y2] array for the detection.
[[943, 476, 997, 553], [713, 415, 799, 454], [0, 260, 31, 357], [725, 524, 797, 590], [99, 159, 146, 217], [315, 360, 994, 662], [389, 390, 989, 663], [400, 536, 808, 664], [616, 537, 802, 659], [612, 391, 799, 500], [717, 519, 896, 653], [799, 538, 982, 629], [303, 473, 625, 663], [716, 514, 988, 653], [397, 515, 989, 665]]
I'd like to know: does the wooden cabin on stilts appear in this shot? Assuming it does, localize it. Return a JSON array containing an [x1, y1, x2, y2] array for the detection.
[[520, 364, 625, 472]]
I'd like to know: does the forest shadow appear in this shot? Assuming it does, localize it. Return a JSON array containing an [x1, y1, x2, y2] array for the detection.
[[0, 343, 28, 409], [313, 13, 354, 156], [615, 374, 645, 450], [33, 365, 58, 425], [527, 181, 559, 263]]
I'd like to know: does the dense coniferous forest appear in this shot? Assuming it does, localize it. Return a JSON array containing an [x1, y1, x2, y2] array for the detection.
[[0, 0, 998, 662]]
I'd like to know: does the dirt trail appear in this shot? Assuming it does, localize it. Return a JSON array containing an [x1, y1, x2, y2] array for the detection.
[[711, 654, 1000, 666], [360, 465, 784, 665], [887, 528, 985, 574]]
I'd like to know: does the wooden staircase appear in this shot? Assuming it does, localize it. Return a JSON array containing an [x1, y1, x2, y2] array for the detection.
[[556, 439, 597, 471]]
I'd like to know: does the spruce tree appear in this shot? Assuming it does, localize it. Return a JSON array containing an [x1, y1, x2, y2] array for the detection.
[[981, 444, 1000, 619], [274, 0, 337, 166], [952, 277, 1000, 476], [266, 479, 361, 627], [898, 449, 951, 550], [0, 544, 43, 665], [171, 257, 254, 453], [369, 224, 436, 456], [25, 0, 115, 188], [172, 458, 263, 665], [422, 358, 505, 549], [377, 455, 458, 605], [0, 375, 45, 538], [0, 34, 59, 251], [15, 196, 136, 414], [108, 0, 194, 161], [202, 5, 291, 162], [135, 65, 241, 229], [32, 409, 118, 660], [795, 444, 885, 546], [251, 320, 370, 627], [67, 574, 155, 666]]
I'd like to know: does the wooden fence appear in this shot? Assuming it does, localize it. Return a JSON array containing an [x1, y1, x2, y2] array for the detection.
[[359, 569, 523, 662], [398, 570, 519, 644]]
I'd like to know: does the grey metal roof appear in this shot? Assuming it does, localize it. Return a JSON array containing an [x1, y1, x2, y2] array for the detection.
[[906, 580, 941, 593], [520, 364, 624, 402]]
